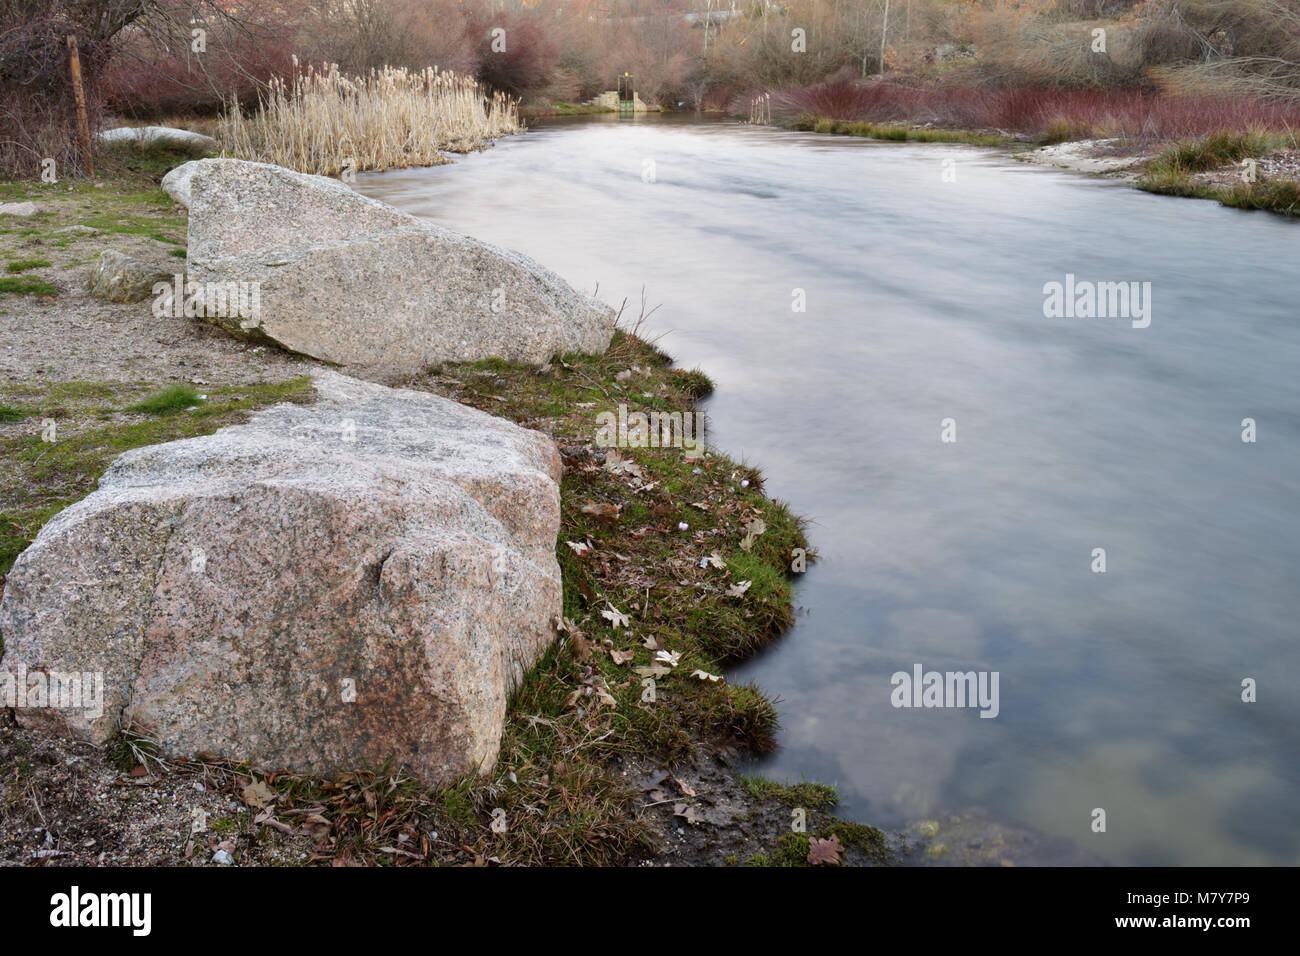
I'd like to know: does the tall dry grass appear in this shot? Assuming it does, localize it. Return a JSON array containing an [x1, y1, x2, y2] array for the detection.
[[217, 61, 521, 176]]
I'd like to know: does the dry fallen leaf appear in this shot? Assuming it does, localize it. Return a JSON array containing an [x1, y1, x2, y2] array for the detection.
[[674, 803, 705, 826], [674, 777, 697, 797], [254, 808, 294, 835], [565, 539, 592, 556], [603, 450, 644, 478], [654, 649, 682, 667], [702, 551, 726, 570], [807, 835, 844, 866], [581, 501, 621, 522], [641, 635, 662, 651], [740, 517, 768, 552], [691, 669, 723, 682], [726, 580, 752, 598], [634, 665, 672, 679], [601, 604, 631, 629], [610, 649, 635, 665], [241, 780, 274, 808]]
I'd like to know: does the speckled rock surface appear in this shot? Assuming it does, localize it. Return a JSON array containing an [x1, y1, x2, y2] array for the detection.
[[87, 250, 174, 303], [172, 158, 615, 366], [0, 370, 563, 786], [98, 126, 217, 151]]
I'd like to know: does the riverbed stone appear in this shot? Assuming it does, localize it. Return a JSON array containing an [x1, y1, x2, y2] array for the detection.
[[0, 370, 563, 786], [172, 158, 615, 367], [87, 250, 174, 303]]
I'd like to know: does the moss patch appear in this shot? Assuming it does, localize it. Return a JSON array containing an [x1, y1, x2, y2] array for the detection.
[[0, 275, 56, 297]]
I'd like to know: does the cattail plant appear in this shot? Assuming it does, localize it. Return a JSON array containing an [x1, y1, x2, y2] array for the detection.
[[217, 60, 522, 176]]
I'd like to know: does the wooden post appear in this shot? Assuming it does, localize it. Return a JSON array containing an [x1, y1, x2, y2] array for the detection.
[[66, 35, 94, 178]]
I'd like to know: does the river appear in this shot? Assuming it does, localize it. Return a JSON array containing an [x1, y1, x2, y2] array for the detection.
[[357, 114, 1300, 866]]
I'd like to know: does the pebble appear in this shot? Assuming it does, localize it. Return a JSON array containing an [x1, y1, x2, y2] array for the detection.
[[211, 849, 234, 865]]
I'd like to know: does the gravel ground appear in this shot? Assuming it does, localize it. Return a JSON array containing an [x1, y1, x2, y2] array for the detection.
[[0, 189, 326, 390]]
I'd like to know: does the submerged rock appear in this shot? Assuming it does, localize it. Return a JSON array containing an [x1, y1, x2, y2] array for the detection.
[[170, 158, 615, 367], [0, 370, 563, 787]]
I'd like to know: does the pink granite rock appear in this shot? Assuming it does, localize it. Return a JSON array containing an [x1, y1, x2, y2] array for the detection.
[[0, 371, 562, 786]]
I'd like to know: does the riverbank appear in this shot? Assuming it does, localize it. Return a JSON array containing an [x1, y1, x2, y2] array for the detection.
[[0, 143, 900, 867], [783, 116, 1299, 218]]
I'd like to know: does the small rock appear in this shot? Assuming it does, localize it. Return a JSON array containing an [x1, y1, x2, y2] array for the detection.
[[87, 250, 174, 303], [0, 201, 38, 217], [211, 849, 234, 865]]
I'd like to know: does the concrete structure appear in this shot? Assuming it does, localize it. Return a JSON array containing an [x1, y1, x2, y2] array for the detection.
[[585, 90, 653, 113]]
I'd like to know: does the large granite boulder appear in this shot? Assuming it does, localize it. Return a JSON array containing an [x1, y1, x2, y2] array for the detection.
[[0, 371, 563, 786], [170, 158, 614, 367]]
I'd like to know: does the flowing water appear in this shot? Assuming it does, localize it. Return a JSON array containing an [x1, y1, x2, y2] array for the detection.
[[358, 114, 1300, 866]]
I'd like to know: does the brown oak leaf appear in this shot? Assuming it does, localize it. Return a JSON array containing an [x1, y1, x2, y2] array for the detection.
[[807, 835, 843, 866]]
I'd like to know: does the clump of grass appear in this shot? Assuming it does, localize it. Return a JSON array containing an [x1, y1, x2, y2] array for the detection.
[[671, 367, 715, 399], [740, 775, 839, 811], [1136, 169, 1214, 199], [5, 259, 51, 273], [1145, 129, 1272, 178], [106, 725, 166, 774], [0, 405, 24, 423], [218, 62, 522, 176], [125, 385, 204, 415], [0, 275, 56, 297], [1036, 117, 1078, 146], [1218, 179, 1300, 216]]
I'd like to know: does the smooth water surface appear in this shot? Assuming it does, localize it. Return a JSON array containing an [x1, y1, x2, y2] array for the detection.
[[358, 115, 1300, 865]]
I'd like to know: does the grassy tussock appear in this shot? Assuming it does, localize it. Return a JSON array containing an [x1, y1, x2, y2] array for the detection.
[[217, 63, 522, 176], [1138, 129, 1300, 217], [1144, 129, 1275, 177]]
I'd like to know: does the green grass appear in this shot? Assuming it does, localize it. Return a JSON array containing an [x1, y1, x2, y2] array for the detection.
[[125, 384, 205, 415], [0, 328, 841, 866], [0, 275, 56, 297], [800, 116, 1011, 147], [5, 259, 51, 274], [1145, 129, 1273, 178], [1217, 179, 1300, 217], [76, 211, 185, 246], [0, 377, 313, 579], [739, 775, 839, 811], [1138, 131, 1300, 217], [0, 406, 24, 423]]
